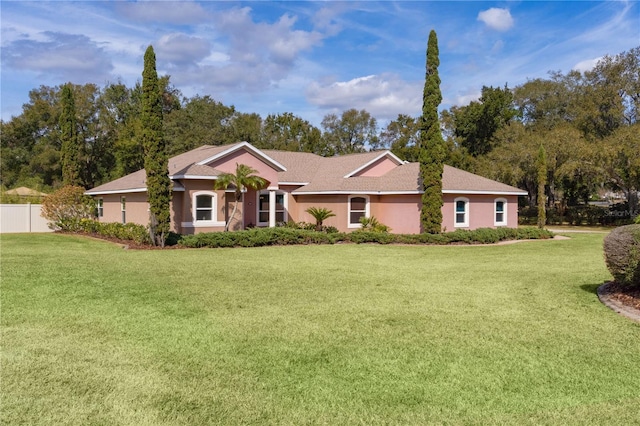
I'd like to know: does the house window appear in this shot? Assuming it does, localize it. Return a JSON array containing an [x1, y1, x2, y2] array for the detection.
[[191, 191, 222, 226], [97, 198, 103, 218], [120, 196, 126, 224], [257, 191, 286, 225], [454, 197, 469, 228], [348, 195, 369, 228], [495, 198, 507, 226]]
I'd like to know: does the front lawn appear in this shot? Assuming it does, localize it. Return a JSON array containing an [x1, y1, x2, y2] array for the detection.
[[2, 233, 639, 424]]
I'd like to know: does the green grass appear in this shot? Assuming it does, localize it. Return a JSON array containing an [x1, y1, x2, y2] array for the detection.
[[2, 233, 639, 425]]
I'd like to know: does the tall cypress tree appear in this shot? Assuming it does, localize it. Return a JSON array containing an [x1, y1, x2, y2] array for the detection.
[[537, 144, 547, 229], [419, 30, 446, 234], [59, 84, 81, 186], [141, 45, 171, 247]]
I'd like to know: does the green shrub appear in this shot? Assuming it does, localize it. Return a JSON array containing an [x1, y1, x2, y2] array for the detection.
[[635, 214, 640, 224], [74, 220, 151, 245], [358, 216, 391, 233], [603, 224, 640, 287]]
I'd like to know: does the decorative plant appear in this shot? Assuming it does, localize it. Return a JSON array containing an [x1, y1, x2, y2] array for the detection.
[[305, 207, 336, 231], [359, 216, 391, 233], [214, 163, 267, 231]]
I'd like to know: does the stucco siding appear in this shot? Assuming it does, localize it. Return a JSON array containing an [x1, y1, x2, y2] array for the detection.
[[353, 157, 399, 177], [206, 150, 280, 187], [375, 195, 422, 234], [441, 194, 519, 231]]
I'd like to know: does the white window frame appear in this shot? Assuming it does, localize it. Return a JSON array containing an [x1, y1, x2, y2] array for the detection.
[[494, 198, 507, 226], [97, 198, 103, 218], [120, 196, 126, 224], [257, 190, 288, 226], [189, 191, 225, 227], [348, 195, 370, 228], [454, 197, 469, 228]]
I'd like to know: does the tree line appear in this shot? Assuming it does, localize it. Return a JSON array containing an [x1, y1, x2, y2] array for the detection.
[[1, 47, 638, 214]]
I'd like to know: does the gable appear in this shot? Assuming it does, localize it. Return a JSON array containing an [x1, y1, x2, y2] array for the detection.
[[201, 146, 281, 187]]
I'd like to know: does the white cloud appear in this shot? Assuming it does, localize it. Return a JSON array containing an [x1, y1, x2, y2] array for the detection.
[[155, 33, 211, 67], [306, 74, 422, 121], [477, 8, 514, 32], [1, 32, 113, 82], [572, 57, 602, 73]]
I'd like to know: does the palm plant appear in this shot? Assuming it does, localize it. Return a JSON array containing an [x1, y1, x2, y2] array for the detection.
[[215, 163, 267, 231], [305, 207, 336, 231]]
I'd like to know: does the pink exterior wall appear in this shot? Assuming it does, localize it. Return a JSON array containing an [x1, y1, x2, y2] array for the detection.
[[206, 150, 279, 188], [178, 180, 232, 234], [374, 195, 422, 234], [441, 194, 519, 231], [98, 193, 150, 227], [291, 195, 347, 230], [353, 157, 398, 177]]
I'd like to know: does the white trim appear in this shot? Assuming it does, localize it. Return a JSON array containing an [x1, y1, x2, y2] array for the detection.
[[196, 141, 287, 171], [96, 198, 103, 218], [86, 186, 185, 195], [343, 151, 404, 178], [454, 197, 469, 228], [348, 194, 370, 228], [443, 189, 528, 196], [294, 190, 422, 196], [494, 197, 507, 226], [169, 175, 218, 180], [279, 182, 309, 186], [181, 221, 226, 228]]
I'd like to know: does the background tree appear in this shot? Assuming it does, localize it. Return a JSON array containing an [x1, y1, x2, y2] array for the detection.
[[419, 30, 446, 234], [382, 114, 420, 161], [59, 84, 82, 186], [536, 144, 547, 228], [321, 109, 378, 155], [141, 45, 171, 247], [259, 112, 323, 153], [214, 164, 267, 232]]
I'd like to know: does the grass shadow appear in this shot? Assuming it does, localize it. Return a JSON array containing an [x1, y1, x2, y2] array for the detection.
[[580, 283, 604, 295]]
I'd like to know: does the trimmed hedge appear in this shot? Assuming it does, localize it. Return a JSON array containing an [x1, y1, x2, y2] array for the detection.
[[74, 219, 151, 245], [603, 224, 640, 287], [179, 227, 554, 249]]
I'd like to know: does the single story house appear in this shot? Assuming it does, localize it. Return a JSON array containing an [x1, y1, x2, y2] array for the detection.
[[86, 142, 527, 234]]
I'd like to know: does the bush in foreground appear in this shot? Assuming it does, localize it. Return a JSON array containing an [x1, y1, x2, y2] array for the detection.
[[179, 226, 554, 249], [603, 224, 640, 287], [75, 219, 151, 245], [41, 185, 95, 231]]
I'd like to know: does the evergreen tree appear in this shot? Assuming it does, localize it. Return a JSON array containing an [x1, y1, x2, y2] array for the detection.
[[419, 30, 446, 234], [59, 84, 81, 186], [537, 144, 547, 228], [141, 45, 171, 247]]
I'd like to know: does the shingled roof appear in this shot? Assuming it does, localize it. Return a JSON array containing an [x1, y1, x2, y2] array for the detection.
[[87, 142, 527, 196]]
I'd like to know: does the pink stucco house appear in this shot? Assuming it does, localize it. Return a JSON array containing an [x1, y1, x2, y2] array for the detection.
[[86, 142, 527, 234]]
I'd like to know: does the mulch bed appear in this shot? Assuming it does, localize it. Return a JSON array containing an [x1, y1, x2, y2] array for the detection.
[[599, 281, 640, 312]]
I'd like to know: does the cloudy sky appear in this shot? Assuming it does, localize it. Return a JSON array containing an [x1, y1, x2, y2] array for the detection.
[[1, 1, 638, 127]]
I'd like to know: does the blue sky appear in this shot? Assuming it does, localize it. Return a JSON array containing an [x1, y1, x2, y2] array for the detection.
[[1, 1, 638, 127]]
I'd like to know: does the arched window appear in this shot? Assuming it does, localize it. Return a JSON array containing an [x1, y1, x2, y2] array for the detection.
[[494, 198, 507, 226], [348, 195, 370, 228], [192, 191, 218, 224], [454, 197, 469, 228]]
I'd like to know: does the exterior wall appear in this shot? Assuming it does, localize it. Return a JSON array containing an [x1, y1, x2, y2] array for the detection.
[[291, 194, 347, 230], [0, 204, 52, 233], [374, 194, 422, 234], [441, 194, 519, 231], [206, 150, 280, 188], [99, 193, 150, 227], [178, 180, 229, 234], [353, 157, 398, 177]]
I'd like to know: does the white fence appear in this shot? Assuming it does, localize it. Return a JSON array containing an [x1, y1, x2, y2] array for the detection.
[[0, 204, 52, 233]]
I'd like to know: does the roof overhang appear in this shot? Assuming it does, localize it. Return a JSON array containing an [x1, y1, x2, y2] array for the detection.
[[169, 175, 219, 180], [293, 190, 422, 196], [196, 141, 287, 171], [442, 190, 528, 196]]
